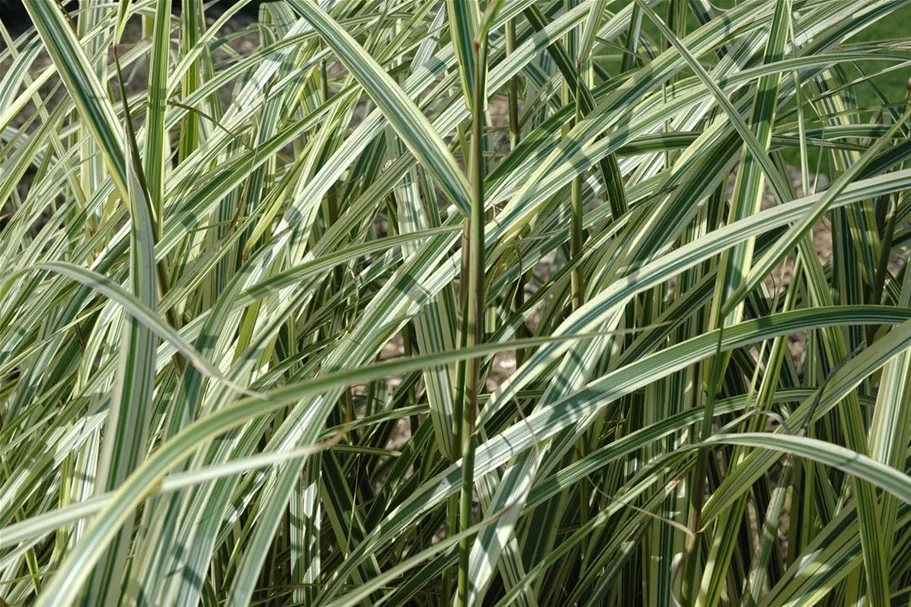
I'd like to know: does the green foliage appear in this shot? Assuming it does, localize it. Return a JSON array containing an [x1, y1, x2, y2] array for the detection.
[[2, 0, 911, 605]]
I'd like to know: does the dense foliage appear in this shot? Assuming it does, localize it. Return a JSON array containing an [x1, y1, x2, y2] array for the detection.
[[2, 0, 911, 605]]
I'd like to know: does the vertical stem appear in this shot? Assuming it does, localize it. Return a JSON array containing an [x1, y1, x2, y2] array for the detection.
[[179, 0, 203, 163], [448, 176, 470, 602], [681, 318, 726, 604], [569, 70, 584, 313], [447, 133, 471, 607], [506, 21, 520, 152], [402, 324, 421, 464], [506, 18, 529, 368], [868, 201, 897, 344], [565, 0, 590, 533], [457, 34, 487, 607]]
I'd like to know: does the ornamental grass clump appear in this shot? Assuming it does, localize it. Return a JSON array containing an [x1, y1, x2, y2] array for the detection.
[[3, 0, 911, 605]]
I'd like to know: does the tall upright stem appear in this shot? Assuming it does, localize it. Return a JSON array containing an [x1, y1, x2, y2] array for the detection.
[[682, 318, 726, 604], [506, 18, 529, 368], [569, 71, 584, 313], [457, 35, 487, 607], [567, 0, 589, 533], [506, 21, 520, 151]]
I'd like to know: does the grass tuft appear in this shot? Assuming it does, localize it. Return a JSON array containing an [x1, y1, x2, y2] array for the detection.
[[2, 1, 911, 605]]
